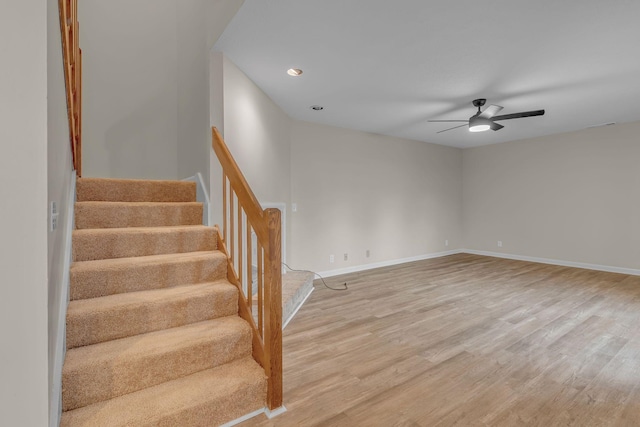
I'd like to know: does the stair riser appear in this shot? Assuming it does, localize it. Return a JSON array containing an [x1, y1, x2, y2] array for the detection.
[[72, 227, 216, 262], [66, 287, 238, 348], [77, 178, 196, 202], [70, 254, 228, 300], [62, 325, 252, 411], [75, 202, 203, 229]]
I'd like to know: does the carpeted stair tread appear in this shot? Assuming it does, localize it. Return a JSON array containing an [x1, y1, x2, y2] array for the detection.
[[70, 251, 228, 300], [77, 177, 196, 203], [60, 356, 267, 427], [64, 176, 268, 425], [75, 201, 203, 229], [66, 281, 238, 348], [72, 225, 216, 261], [63, 316, 252, 411]]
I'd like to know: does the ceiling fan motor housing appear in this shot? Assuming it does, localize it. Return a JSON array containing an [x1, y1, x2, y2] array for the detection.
[[472, 98, 487, 108]]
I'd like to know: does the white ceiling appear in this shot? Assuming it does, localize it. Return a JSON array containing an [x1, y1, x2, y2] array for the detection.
[[215, 0, 640, 148]]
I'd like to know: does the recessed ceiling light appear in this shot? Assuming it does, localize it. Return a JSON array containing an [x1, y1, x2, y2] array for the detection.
[[287, 68, 303, 76], [310, 105, 324, 111]]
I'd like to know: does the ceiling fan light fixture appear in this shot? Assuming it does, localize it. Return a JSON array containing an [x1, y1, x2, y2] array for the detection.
[[469, 117, 491, 132]]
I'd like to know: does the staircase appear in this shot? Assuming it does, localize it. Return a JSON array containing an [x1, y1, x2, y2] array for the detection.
[[61, 177, 267, 426]]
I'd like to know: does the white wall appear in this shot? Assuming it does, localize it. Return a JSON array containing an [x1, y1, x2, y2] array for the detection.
[[221, 56, 292, 205], [80, 0, 180, 179], [206, 0, 246, 49], [209, 51, 225, 228], [210, 51, 225, 133], [214, 40, 638, 277], [215, 56, 462, 274], [47, 0, 76, 424], [463, 121, 640, 270], [176, 0, 210, 180], [80, 0, 243, 181], [290, 121, 463, 273], [0, 2, 49, 425], [218, 56, 293, 259]]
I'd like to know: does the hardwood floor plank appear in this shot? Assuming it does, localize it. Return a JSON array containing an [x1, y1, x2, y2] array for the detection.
[[239, 254, 640, 426]]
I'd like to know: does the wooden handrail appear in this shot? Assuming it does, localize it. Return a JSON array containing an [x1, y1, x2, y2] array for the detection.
[[58, 0, 82, 176], [211, 127, 283, 410], [212, 128, 268, 241]]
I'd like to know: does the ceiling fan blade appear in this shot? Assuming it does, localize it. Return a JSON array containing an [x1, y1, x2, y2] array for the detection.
[[490, 121, 504, 131], [478, 104, 503, 119], [428, 120, 468, 122], [492, 109, 545, 121], [437, 123, 468, 134]]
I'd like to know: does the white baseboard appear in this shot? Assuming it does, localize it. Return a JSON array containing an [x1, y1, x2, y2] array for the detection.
[[220, 405, 287, 427], [317, 249, 463, 278], [317, 248, 640, 279], [265, 406, 287, 418], [283, 286, 314, 330], [462, 249, 640, 276], [219, 408, 265, 427], [50, 170, 76, 427]]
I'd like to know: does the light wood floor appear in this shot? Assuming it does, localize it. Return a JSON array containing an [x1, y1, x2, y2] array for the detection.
[[240, 254, 640, 426]]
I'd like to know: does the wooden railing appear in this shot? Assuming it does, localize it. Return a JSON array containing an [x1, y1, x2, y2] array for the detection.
[[58, 0, 82, 176], [211, 127, 283, 410]]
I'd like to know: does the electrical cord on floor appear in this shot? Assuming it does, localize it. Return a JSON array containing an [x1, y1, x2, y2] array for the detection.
[[282, 262, 348, 291]]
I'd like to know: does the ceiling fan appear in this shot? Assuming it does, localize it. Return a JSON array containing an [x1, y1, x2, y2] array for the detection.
[[429, 99, 545, 134]]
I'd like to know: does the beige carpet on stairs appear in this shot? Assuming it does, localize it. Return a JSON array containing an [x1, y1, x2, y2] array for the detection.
[[61, 177, 266, 427]]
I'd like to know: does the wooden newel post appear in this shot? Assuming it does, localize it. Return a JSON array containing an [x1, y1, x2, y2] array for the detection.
[[265, 208, 283, 409]]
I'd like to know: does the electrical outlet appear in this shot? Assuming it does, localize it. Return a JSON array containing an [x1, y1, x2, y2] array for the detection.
[[50, 201, 59, 232], [498, 241, 503, 247], [366, 249, 370, 258], [344, 253, 348, 261], [445, 239, 449, 247], [329, 254, 335, 263]]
